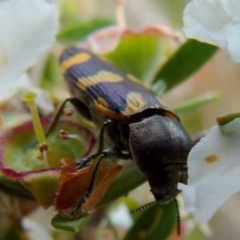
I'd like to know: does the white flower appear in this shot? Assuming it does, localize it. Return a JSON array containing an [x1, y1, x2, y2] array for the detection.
[[108, 204, 133, 228], [183, 0, 240, 61], [179, 118, 240, 223], [4, 73, 54, 114], [0, 0, 59, 113]]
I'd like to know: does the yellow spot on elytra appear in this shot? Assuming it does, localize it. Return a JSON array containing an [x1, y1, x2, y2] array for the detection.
[[124, 92, 146, 114], [61, 53, 91, 74], [94, 97, 125, 119], [77, 71, 124, 90], [205, 155, 218, 164], [94, 97, 109, 110]]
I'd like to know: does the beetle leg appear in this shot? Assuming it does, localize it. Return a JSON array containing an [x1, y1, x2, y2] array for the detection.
[[72, 146, 124, 215], [76, 146, 130, 169], [76, 152, 99, 170], [76, 119, 112, 169], [45, 97, 81, 137], [97, 119, 111, 153]]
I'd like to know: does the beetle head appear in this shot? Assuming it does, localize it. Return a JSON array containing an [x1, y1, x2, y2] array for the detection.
[[129, 114, 192, 202], [148, 164, 188, 202]]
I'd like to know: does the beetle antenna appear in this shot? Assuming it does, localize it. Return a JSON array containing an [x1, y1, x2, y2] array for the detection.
[[130, 201, 158, 214], [130, 198, 181, 235], [173, 197, 181, 235]]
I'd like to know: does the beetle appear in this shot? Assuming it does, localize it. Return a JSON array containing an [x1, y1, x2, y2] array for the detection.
[[58, 46, 193, 214]]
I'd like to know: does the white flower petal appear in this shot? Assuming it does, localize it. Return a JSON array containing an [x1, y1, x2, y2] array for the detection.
[[0, 73, 31, 101], [29, 86, 54, 115], [108, 204, 133, 228], [178, 183, 196, 215], [179, 118, 240, 222], [222, 0, 240, 21], [0, 0, 58, 100], [183, 0, 240, 61], [2, 73, 54, 114]]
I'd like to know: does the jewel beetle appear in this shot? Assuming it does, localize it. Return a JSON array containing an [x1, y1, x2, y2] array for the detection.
[[58, 46, 193, 213]]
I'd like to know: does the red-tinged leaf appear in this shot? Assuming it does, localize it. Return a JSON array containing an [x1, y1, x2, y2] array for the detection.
[[56, 164, 92, 210], [56, 160, 122, 212], [59, 158, 83, 181], [83, 163, 122, 211]]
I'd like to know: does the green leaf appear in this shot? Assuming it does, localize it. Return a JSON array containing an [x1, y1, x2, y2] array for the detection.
[[0, 176, 34, 200], [217, 112, 240, 126], [153, 40, 218, 90], [57, 19, 113, 43], [51, 212, 90, 232], [124, 201, 177, 240], [22, 170, 60, 208], [2, 223, 24, 240], [98, 165, 146, 207], [41, 54, 63, 94], [104, 28, 176, 84], [173, 91, 220, 113]]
